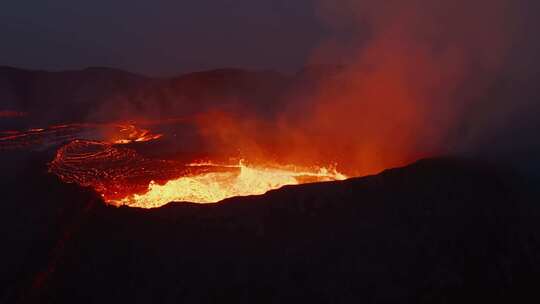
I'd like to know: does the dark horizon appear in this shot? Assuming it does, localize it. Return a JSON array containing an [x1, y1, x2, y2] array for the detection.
[[0, 0, 330, 77], [3, 1, 540, 77], [0, 63, 343, 79]]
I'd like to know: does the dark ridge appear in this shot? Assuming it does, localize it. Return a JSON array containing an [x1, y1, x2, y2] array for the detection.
[[0, 66, 300, 126], [2, 153, 539, 303], [0, 66, 144, 77]]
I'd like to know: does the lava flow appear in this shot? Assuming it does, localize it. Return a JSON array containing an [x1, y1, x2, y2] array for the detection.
[[48, 140, 346, 208], [0, 120, 347, 208], [0, 123, 161, 150], [114, 161, 346, 208], [35, 123, 347, 208], [48, 139, 189, 202]]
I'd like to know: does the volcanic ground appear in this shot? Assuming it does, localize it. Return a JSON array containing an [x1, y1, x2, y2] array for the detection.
[[2, 147, 540, 303], [2, 67, 540, 303]]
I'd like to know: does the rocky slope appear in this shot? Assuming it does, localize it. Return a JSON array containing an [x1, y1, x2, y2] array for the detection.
[[1, 154, 539, 303]]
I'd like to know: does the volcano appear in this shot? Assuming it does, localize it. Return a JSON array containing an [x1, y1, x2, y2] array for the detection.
[[2, 66, 540, 303], [4, 0, 540, 301]]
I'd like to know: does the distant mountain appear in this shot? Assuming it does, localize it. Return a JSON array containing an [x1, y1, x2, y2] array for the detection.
[[0, 66, 149, 125], [1, 154, 539, 303], [0, 66, 302, 126], [0, 65, 353, 128]]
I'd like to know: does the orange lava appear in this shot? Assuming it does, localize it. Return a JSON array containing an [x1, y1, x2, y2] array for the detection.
[[48, 139, 346, 208], [0, 120, 348, 208], [0, 123, 162, 150], [39, 124, 347, 209], [48, 140, 187, 202], [108, 124, 163, 144], [112, 161, 346, 208]]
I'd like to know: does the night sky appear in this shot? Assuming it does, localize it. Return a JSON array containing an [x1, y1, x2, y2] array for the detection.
[[0, 0, 327, 76]]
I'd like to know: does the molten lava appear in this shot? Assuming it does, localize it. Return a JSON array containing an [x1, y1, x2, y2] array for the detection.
[[113, 161, 346, 208], [48, 139, 346, 208], [36, 124, 346, 209], [0, 123, 161, 150], [48, 140, 188, 202], [108, 124, 163, 144]]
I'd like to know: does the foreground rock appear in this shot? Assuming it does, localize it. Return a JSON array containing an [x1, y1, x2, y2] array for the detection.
[[1, 156, 539, 303]]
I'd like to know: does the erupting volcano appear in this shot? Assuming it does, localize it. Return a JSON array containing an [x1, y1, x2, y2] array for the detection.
[[3, 0, 540, 302]]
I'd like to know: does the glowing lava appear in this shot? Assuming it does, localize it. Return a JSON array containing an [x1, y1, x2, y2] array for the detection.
[[0, 123, 162, 150], [47, 138, 346, 209], [109, 124, 163, 144], [2, 121, 348, 209], [113, 162, 347, 208], [48, 140, 188, 202]]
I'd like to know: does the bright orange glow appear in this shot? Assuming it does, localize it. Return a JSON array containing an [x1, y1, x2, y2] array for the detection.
[[2, 0, 515, 210], [109, 124, 163, 144], [46, 130, 347, 209], [112, 161, 346, 208]]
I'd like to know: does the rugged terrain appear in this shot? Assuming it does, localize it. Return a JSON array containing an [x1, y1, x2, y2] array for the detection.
[[1, 153, 539, 303], [2, 66, 540, 303]]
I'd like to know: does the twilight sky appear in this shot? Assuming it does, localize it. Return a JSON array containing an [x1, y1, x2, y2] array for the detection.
[[0, 0, 328, 76], [1, 1, 539, 77]]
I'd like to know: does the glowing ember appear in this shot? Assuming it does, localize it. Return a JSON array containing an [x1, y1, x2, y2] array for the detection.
[[48, 140, 188, 201], [109, 124, 163, 144], [112, 161, 347, 208]]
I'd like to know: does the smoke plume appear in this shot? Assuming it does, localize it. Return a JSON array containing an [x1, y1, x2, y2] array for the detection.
[[197, 0, 525, 175]]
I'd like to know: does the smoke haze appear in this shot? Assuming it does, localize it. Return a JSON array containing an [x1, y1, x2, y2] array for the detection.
[[196, 0, 538, 175]]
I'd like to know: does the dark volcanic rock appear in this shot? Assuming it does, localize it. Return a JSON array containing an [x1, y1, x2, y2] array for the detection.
[[1, 156, 540, 303]]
